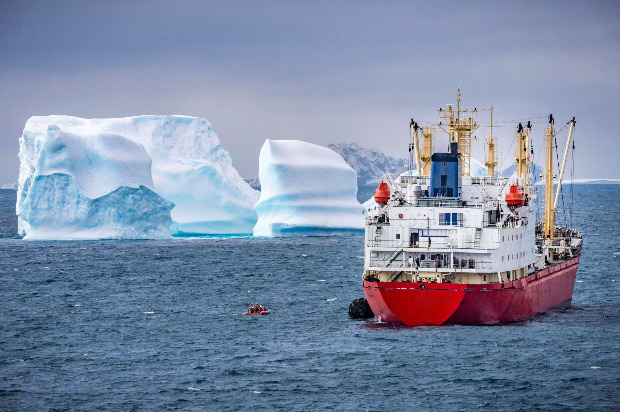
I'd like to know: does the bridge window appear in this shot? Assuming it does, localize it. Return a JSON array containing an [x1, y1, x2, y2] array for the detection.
[[439, 212, 462, 226], [439, 213, 448, 225]]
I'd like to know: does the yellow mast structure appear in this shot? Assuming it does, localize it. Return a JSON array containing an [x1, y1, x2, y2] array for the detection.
[[438, 89, 479, 176], [515, 122, 529, 182], [543, 115, 557, 241], [410, 119, 422, 174], [484, 106, 498, 177], [421, 126, 433, 176], [524, 121, 532, 188]]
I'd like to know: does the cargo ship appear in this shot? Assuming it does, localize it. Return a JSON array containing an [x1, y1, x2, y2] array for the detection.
[[362, 90, 582, 326]]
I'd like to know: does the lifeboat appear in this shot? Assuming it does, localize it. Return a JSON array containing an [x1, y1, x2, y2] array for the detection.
[[374, 182, 390, 205], [505, 185, 525, 207], [244, 309, 270, 316]]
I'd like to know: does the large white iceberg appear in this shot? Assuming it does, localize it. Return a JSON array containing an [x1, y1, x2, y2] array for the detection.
[[18, 126, 173, 239], [18, 115, 259, 239], [253, 140, 364, 237]]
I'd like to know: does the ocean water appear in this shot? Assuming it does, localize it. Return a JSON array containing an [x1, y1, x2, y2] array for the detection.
[[0, 186, 618, 411]]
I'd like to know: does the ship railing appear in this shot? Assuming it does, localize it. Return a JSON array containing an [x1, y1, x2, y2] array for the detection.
[[398, 175, 430, 185], [468, 176, 507, 186], [367, 238, 402, 248], [367, 217, 465, 227], [366, 238, 499, 250], [410, 198, 491, 209], [368, 255, 496, 271], [366, 216, 390, 226], [483, 199, 501, 208], [414, 198, 462, 208], [366, 199, 497, 211]]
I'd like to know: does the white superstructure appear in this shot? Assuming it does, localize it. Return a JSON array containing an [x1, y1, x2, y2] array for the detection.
[[365, 175, 538, 284]]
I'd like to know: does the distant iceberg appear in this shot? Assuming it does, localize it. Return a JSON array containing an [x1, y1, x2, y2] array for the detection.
[[253, 140, 364, 237], [18, 115, 259, 239], [470, 158, 488, 177]]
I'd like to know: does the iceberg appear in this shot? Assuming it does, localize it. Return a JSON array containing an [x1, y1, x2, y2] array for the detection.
[[363, 195, 379, 217], [470, 158, 488, 177], [18, 126, 173, 239], [18, 115, 259, 239], [253, 140, 364, 237]]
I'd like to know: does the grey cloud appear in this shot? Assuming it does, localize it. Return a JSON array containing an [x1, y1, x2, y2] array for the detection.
[[0, 1, 619, 183]]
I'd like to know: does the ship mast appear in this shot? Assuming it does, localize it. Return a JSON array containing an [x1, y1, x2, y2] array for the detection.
[[524, 121, 532, 188], [410, 119, 422, 174], [543, 114, 556, 241], [515, 122, 529, 182], [484, 106, 498, 177], [439, 89, 479, 176], [421, 126, 433, 175]]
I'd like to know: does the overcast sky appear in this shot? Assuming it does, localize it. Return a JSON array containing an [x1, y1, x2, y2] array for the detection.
[[1, 0, 618, 183]]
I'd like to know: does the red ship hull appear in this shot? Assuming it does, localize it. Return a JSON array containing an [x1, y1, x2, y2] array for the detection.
[[363, 256, 579, 326]]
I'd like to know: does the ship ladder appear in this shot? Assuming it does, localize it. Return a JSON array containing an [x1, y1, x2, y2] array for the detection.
[[374, 227, 383, 246], [474, 228, 482, 248], [386, 249, 404, 267], [388, 271, 405, 282]]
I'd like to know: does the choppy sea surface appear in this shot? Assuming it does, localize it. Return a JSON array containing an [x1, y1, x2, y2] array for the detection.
[[1, 186, 618, 411]]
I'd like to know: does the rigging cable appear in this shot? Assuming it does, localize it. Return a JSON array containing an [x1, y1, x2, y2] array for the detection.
[[533, 120, 566, 226], [532, 131, 544, 224], [554, 127, 570, 226], [499, 132, 517, 175], [529, 124, 541, 225], [553, 123, 571, 227]]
